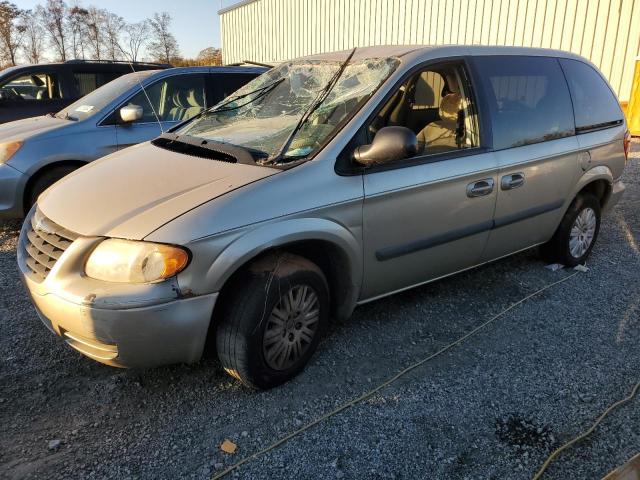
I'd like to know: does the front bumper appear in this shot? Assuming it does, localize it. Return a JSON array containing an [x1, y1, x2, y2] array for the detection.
[[26, 286, 218, 368], [0, 163, 25, 219], [17, 217, 218, 368]]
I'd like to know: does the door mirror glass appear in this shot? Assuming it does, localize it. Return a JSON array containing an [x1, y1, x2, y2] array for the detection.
[[120, 104, 144, 123], [353, 126, 418, 166]]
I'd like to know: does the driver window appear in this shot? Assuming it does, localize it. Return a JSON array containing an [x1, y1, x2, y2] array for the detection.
[[0, 72, 62, 101], [124, 74, 207, 123], [369, 63, 479, 156]]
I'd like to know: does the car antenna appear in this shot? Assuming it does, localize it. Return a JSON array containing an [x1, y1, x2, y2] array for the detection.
[[120, 48, 164, 134]]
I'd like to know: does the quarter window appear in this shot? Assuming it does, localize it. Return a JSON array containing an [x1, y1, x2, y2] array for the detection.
[[123, 74, 207, 123], [559, 59, 623, 132], [370, 62, 479, 157], [473, 56, 574, 150]]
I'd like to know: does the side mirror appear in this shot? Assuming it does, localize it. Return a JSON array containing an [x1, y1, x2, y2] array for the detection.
[[119, 104, 143, 123], [353, 126, 418, 166], [0, 90, 8, 102]]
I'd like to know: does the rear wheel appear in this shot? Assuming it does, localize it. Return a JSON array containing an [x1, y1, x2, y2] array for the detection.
[[216, 253, 329, 389], [541, 193, 601, 267], [26, 165, 79, 212]]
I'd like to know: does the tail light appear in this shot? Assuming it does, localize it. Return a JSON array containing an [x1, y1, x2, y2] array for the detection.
[[623, 130, 631, 164]]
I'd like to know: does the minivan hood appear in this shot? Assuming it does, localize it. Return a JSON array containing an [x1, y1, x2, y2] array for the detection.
[[0, 115, 67, 142], [38, 142, 278, 240]]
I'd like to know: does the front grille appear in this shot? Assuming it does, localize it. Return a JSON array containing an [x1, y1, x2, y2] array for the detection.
[[21, 208, 79, 282]]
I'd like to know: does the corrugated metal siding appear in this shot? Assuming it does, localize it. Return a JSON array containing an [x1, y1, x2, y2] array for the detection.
[[220, 0, 640, 101]]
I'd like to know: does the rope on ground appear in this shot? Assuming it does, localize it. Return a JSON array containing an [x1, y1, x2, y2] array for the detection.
[[211, 271, 581, 480], [532, 380, 640, 480]]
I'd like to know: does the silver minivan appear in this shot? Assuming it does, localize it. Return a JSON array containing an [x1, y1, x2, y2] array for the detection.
[[18, 46, 630, 389]]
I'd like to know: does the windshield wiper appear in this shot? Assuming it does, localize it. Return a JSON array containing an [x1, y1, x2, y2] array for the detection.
[[179, 77, 285, 128], [261, 48, 357, 166], [53, 112, 77, 121]]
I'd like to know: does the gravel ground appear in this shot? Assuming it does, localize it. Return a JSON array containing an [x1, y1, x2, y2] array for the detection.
[[1, 142, 639, 480]]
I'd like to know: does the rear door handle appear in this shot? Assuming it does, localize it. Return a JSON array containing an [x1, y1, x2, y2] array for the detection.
[[466, 178, 495, 198], [501, 172, 525, 190]]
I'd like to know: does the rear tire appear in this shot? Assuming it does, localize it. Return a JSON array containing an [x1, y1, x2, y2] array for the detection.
[[26, 165, 79, 212], [216, 253, 330, 389], [540, 193, 601, 267]]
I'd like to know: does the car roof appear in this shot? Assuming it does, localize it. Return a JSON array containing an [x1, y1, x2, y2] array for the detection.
[[135, 65, 267, 80], [299, 44, 587, 63]]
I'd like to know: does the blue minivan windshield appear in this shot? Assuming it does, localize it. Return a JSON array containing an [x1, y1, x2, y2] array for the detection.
[[56, 70, 156, 121]]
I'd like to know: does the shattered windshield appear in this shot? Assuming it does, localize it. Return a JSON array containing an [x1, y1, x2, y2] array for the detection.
[[177, 56, 399, 163]]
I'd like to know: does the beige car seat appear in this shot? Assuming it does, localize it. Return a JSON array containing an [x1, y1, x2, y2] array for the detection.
[[417, 92, 462, 154], [183, 89, 205, 120], [168, 90, 189, 121]]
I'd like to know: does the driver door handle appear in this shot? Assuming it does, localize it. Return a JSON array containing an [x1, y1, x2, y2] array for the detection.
[[501, 172, 525, 190], [466, 178, 495, 198]]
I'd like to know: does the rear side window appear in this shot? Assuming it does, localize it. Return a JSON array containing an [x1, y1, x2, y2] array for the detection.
[[473, 56, 575, 150], [559, 59, 623, 132], [73, 72, 121, 97]]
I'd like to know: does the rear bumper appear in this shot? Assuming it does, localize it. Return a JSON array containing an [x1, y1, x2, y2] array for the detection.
[[0, 163, 25, 219], [26, 287, 218, 368], [604, 179, 625, 212]]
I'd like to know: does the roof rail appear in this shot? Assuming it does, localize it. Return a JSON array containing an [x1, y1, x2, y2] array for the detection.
[[227, 60, 274, 68], [64, 59, 172, 68]]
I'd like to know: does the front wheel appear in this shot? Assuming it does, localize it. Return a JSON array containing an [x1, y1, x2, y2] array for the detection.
[[216, 253, 330, 389], [541, 193, 601, 267]]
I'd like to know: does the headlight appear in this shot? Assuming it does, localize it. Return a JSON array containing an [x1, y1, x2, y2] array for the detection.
[[0, 141, 22, 164], [85, 239, 189, 283]]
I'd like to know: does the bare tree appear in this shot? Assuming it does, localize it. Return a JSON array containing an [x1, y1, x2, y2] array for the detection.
[[83, 6, 105, 60], [148, 12, 179, 64], [0, 1, 24, 66], [39, 0, 68, 61], [122, 20, 149, 62], [103, 12, 124, 61], [68, 5, 89, 59], [19, 10, 45, 63]]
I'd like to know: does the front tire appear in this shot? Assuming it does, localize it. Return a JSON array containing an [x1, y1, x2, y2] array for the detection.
[[541, 193, 601, 267], [216, 253, 330, 389]]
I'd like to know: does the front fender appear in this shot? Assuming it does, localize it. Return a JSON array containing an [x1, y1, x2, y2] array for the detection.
[[205, 217, 362, 301]]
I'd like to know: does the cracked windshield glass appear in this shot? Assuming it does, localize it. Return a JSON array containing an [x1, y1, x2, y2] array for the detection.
[[177, 56, 400, 163]]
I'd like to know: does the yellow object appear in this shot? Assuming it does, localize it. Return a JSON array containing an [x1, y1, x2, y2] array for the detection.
[[220, 439, 237, 454], [628, 59, 640, 136]]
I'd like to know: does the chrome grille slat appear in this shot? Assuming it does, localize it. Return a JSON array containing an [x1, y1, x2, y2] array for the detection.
[[26, 229, 63, 260], [21, 209, 78, 283]]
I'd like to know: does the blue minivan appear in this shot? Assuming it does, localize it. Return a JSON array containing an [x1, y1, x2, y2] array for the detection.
[[0, 66, 265, 218]]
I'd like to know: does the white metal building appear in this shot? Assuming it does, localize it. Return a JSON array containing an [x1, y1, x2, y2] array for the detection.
[[219, 0, 640, 102]]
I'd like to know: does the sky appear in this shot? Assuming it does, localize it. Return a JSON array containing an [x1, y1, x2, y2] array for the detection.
[[14, 0, 241, 57]]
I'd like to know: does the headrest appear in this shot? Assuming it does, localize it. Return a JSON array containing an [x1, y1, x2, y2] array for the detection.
[[186, 89, 204, 108], [439, 93, 462, 122], [445, 73, 460, 93]]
